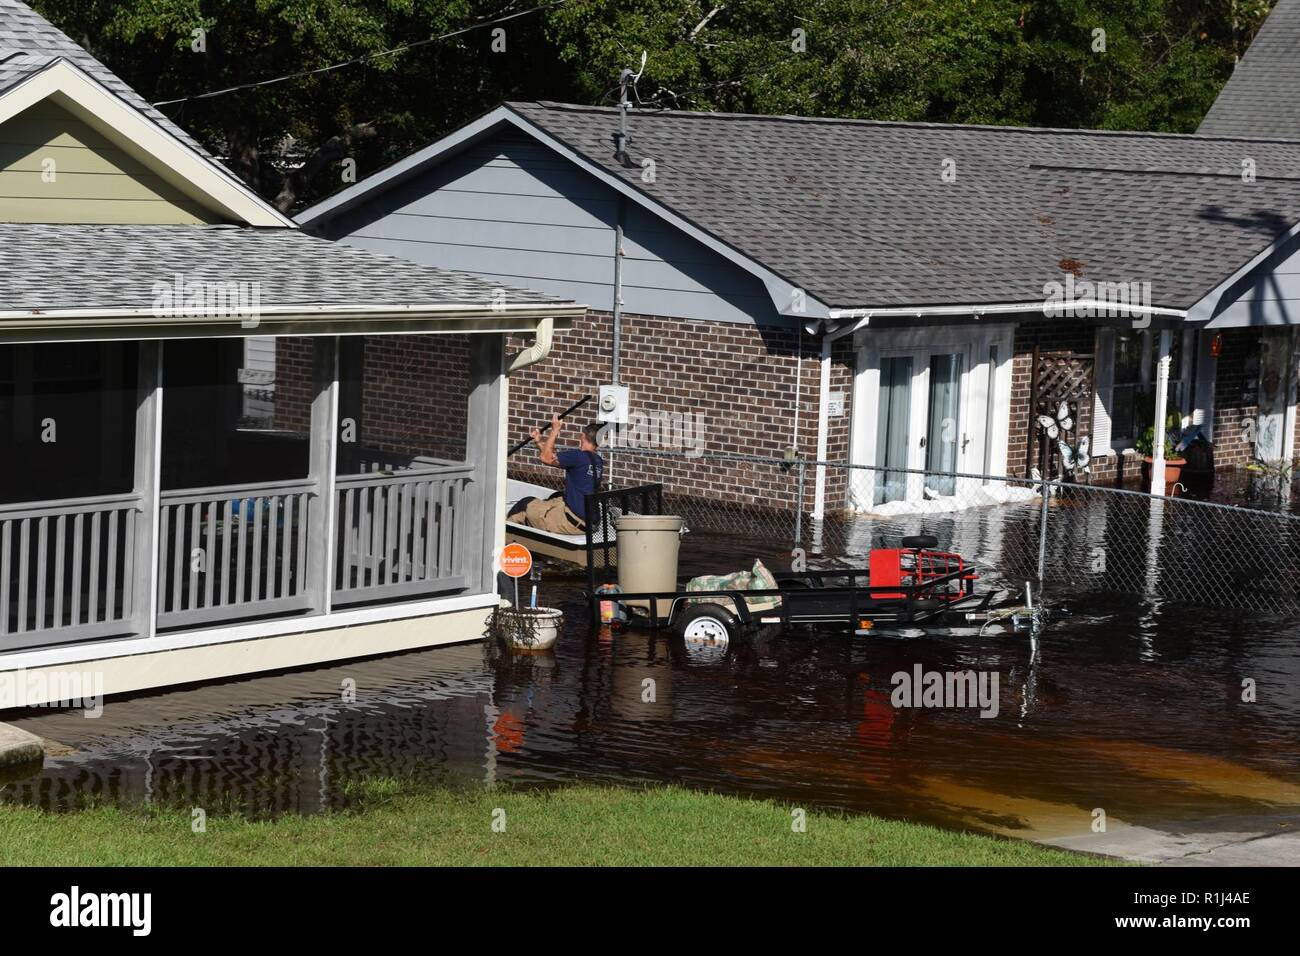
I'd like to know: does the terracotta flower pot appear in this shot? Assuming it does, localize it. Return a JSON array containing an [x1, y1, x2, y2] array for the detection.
[[1141, 456, 1188, 496]]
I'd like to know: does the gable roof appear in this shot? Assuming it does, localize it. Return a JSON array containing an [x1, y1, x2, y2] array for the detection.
[[300, 100, 1300, 316], [1198, 0, 1300, 138], [0, 1, 293, 226], [0, 0, 204, 153]]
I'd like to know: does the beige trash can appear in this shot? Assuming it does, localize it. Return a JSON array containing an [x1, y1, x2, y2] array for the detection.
[[615, 514, 683, 619]]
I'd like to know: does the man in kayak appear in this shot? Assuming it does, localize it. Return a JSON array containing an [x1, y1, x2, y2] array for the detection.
[[508, 415, 604, 534]]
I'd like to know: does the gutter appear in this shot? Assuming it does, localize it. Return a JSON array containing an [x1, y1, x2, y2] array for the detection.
[[829, 300, 1188, 322], [0, 302, 583, 324]]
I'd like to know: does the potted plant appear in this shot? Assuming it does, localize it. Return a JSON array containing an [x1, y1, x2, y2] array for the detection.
[[1246, 456, 1298, 504], [1134, 414, 1187, 495]]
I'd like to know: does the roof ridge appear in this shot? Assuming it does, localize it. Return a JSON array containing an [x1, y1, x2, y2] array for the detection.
[[511, 100, 1300, 146]]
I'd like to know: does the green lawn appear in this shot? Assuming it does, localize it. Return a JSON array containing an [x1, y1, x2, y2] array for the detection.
[[0, 782, 1120, 866]]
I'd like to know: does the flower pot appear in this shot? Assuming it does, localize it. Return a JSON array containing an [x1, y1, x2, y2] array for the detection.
[[1141, 456, 1188, 496], [503, 607, 563, 651]]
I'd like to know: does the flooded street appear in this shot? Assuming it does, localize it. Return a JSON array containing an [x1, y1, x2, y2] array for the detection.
[[4, 516, 1300, 858]]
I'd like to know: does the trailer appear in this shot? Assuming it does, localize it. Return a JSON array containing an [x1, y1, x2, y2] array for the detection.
[[583, 484, 1036, 644]]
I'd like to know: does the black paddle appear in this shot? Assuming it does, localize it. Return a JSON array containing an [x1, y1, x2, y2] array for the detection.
[[508, 394, 593, 456]]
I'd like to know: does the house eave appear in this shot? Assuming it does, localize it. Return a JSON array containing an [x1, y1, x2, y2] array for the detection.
[[0, 303, 582, 344], [828, 300, 1188, 325]]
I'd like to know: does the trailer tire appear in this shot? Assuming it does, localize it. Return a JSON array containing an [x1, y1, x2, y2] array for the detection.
[[675, 603, 740, 643]]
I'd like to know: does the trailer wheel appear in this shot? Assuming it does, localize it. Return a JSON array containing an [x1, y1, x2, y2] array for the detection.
[[675, 603, 740, 643]]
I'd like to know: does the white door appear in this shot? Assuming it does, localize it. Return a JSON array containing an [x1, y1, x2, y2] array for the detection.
[[851, 325, 1012, 510]]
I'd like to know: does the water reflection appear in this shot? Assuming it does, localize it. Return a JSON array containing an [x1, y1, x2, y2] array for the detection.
[[4, 532, 1300, 849]]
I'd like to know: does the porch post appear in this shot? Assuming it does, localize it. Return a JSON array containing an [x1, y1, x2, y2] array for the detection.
[[307, 337, 339, 613], [131, 341, 163, 638], [464, 334, 506, 595], [1149, 329, 1172, 495]]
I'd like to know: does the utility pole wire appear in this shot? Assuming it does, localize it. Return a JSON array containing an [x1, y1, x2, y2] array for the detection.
[[152, 0, 569, 107]]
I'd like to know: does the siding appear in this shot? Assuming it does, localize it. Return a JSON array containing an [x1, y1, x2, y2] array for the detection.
[[318, 133, 786, 327], [1205, 229, 1300, 328], [0, 100, 216, 224]]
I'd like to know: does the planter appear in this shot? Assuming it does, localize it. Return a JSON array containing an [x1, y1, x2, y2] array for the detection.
[[1141, 456, 1187, 496], [501, 607, 563, 651]]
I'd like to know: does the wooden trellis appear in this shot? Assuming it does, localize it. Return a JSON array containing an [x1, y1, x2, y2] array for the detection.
[[1025, 347, 1095, 479]]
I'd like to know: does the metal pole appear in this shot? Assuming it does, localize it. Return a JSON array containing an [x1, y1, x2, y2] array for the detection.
[[1037, 469, 1050, 585], [794, 458, 806, 548]]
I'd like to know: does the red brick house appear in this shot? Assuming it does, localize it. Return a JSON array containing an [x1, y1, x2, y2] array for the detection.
[[298, 87, 1300, 512]]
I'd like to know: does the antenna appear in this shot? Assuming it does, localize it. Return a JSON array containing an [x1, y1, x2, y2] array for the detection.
[[611, 51, 646, 164]]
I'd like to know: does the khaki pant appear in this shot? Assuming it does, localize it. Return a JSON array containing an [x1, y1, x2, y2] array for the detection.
[[510, 495, 585, 535]]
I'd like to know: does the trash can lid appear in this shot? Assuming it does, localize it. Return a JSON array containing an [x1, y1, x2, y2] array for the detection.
[[614, 514, 684, 532]]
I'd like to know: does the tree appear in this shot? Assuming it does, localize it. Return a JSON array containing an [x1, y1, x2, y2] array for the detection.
[[29, 0, 1276, 213]]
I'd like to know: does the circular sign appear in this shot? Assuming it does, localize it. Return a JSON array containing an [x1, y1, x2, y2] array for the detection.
[[500, 543, 533, 578]]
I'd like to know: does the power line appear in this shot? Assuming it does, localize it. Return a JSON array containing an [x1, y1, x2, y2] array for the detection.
[[152, 0, 568, 107]]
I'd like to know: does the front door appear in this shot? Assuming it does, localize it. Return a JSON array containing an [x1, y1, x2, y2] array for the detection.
[[853, 326, 1012, 510]]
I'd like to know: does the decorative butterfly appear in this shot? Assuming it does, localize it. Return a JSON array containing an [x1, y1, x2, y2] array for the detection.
[[1036, 401, 1074, 440], [1030, 466, 1063, 496], [1058, 436, 1091, 476]]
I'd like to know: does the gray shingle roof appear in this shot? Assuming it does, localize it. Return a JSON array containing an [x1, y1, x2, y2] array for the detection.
[[507, 101, 1300, 311], [0, 223, 573, 314], [1199, 0, 1300, 138], [0, 0, 208, 154]]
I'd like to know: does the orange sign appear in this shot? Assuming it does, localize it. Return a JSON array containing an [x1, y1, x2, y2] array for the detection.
[[500, 543, 533, 578]]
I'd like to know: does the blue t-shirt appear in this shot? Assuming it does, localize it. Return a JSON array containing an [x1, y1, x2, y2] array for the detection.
[[556, 448, 603, 521]]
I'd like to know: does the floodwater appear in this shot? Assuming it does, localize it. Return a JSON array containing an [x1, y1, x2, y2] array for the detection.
[[3, 519, 1300, 853]]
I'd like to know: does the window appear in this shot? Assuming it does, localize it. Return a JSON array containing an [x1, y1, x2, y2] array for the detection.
[[1108, 330, 1187, 449]]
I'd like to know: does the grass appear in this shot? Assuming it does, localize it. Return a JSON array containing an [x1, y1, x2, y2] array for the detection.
[[0, 781, 1120, 866]]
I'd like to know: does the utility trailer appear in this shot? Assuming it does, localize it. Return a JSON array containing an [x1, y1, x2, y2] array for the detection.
[[583, 484, 1035, 643]]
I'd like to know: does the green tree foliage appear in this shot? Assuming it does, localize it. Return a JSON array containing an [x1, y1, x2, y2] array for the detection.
[[29, 1, 1276, 213]]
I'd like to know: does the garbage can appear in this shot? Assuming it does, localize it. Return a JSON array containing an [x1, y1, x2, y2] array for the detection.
[[614, 514, 683, 620]]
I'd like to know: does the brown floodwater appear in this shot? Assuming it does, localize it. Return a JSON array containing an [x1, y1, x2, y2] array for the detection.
[[3, 519, 1300, 850]]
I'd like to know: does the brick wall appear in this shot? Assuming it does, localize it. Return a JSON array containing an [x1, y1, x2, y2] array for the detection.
[[273, 334, 471, 462], [505, 310, 854, 511], [355, 333, 470, 461], [272, 315, 854, 511], [272, 336, 313, 434], [1007, 321, 1112, 478], [1007, 323, 1266, 486], [1211, 327, 1261, 467]]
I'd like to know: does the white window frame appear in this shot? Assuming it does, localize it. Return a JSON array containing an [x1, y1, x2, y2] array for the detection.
[[1094, 327, 1194, 454]]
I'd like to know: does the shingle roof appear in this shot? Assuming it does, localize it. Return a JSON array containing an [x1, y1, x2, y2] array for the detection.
[[0, 0, 208, 154], [1199, 0, 1300, 138], [506, 101, 1300, 311], [0, 223, 572, 314]]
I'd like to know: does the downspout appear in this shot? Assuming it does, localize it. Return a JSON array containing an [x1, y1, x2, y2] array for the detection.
[[1150, 329, 1172, 495], [506, 317, 554, 374], [812, 335, 832, 520], [811, 319, 862, 519]]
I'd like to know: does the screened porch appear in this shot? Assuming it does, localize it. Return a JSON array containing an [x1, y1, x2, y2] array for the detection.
[[0, 333, 501, 651]]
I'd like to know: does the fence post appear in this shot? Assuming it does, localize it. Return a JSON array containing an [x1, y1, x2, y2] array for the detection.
[[794, 458, 806, 549], [1037, 471, 1050, 584]]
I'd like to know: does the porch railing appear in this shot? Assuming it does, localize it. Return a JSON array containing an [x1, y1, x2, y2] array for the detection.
[[333, 463, 474, 605], [0, 493, 140, 649], [157, 479, 317, 629]]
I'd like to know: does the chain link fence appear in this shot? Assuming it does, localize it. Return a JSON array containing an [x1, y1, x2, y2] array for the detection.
[[539, 448, 1300, 616]]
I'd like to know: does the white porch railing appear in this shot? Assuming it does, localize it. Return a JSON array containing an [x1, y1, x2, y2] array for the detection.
[[333, 463, 474, 605], [0, 462, 477, 649], [157, 479, 317, 629], [0, 492, 141, 649]]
